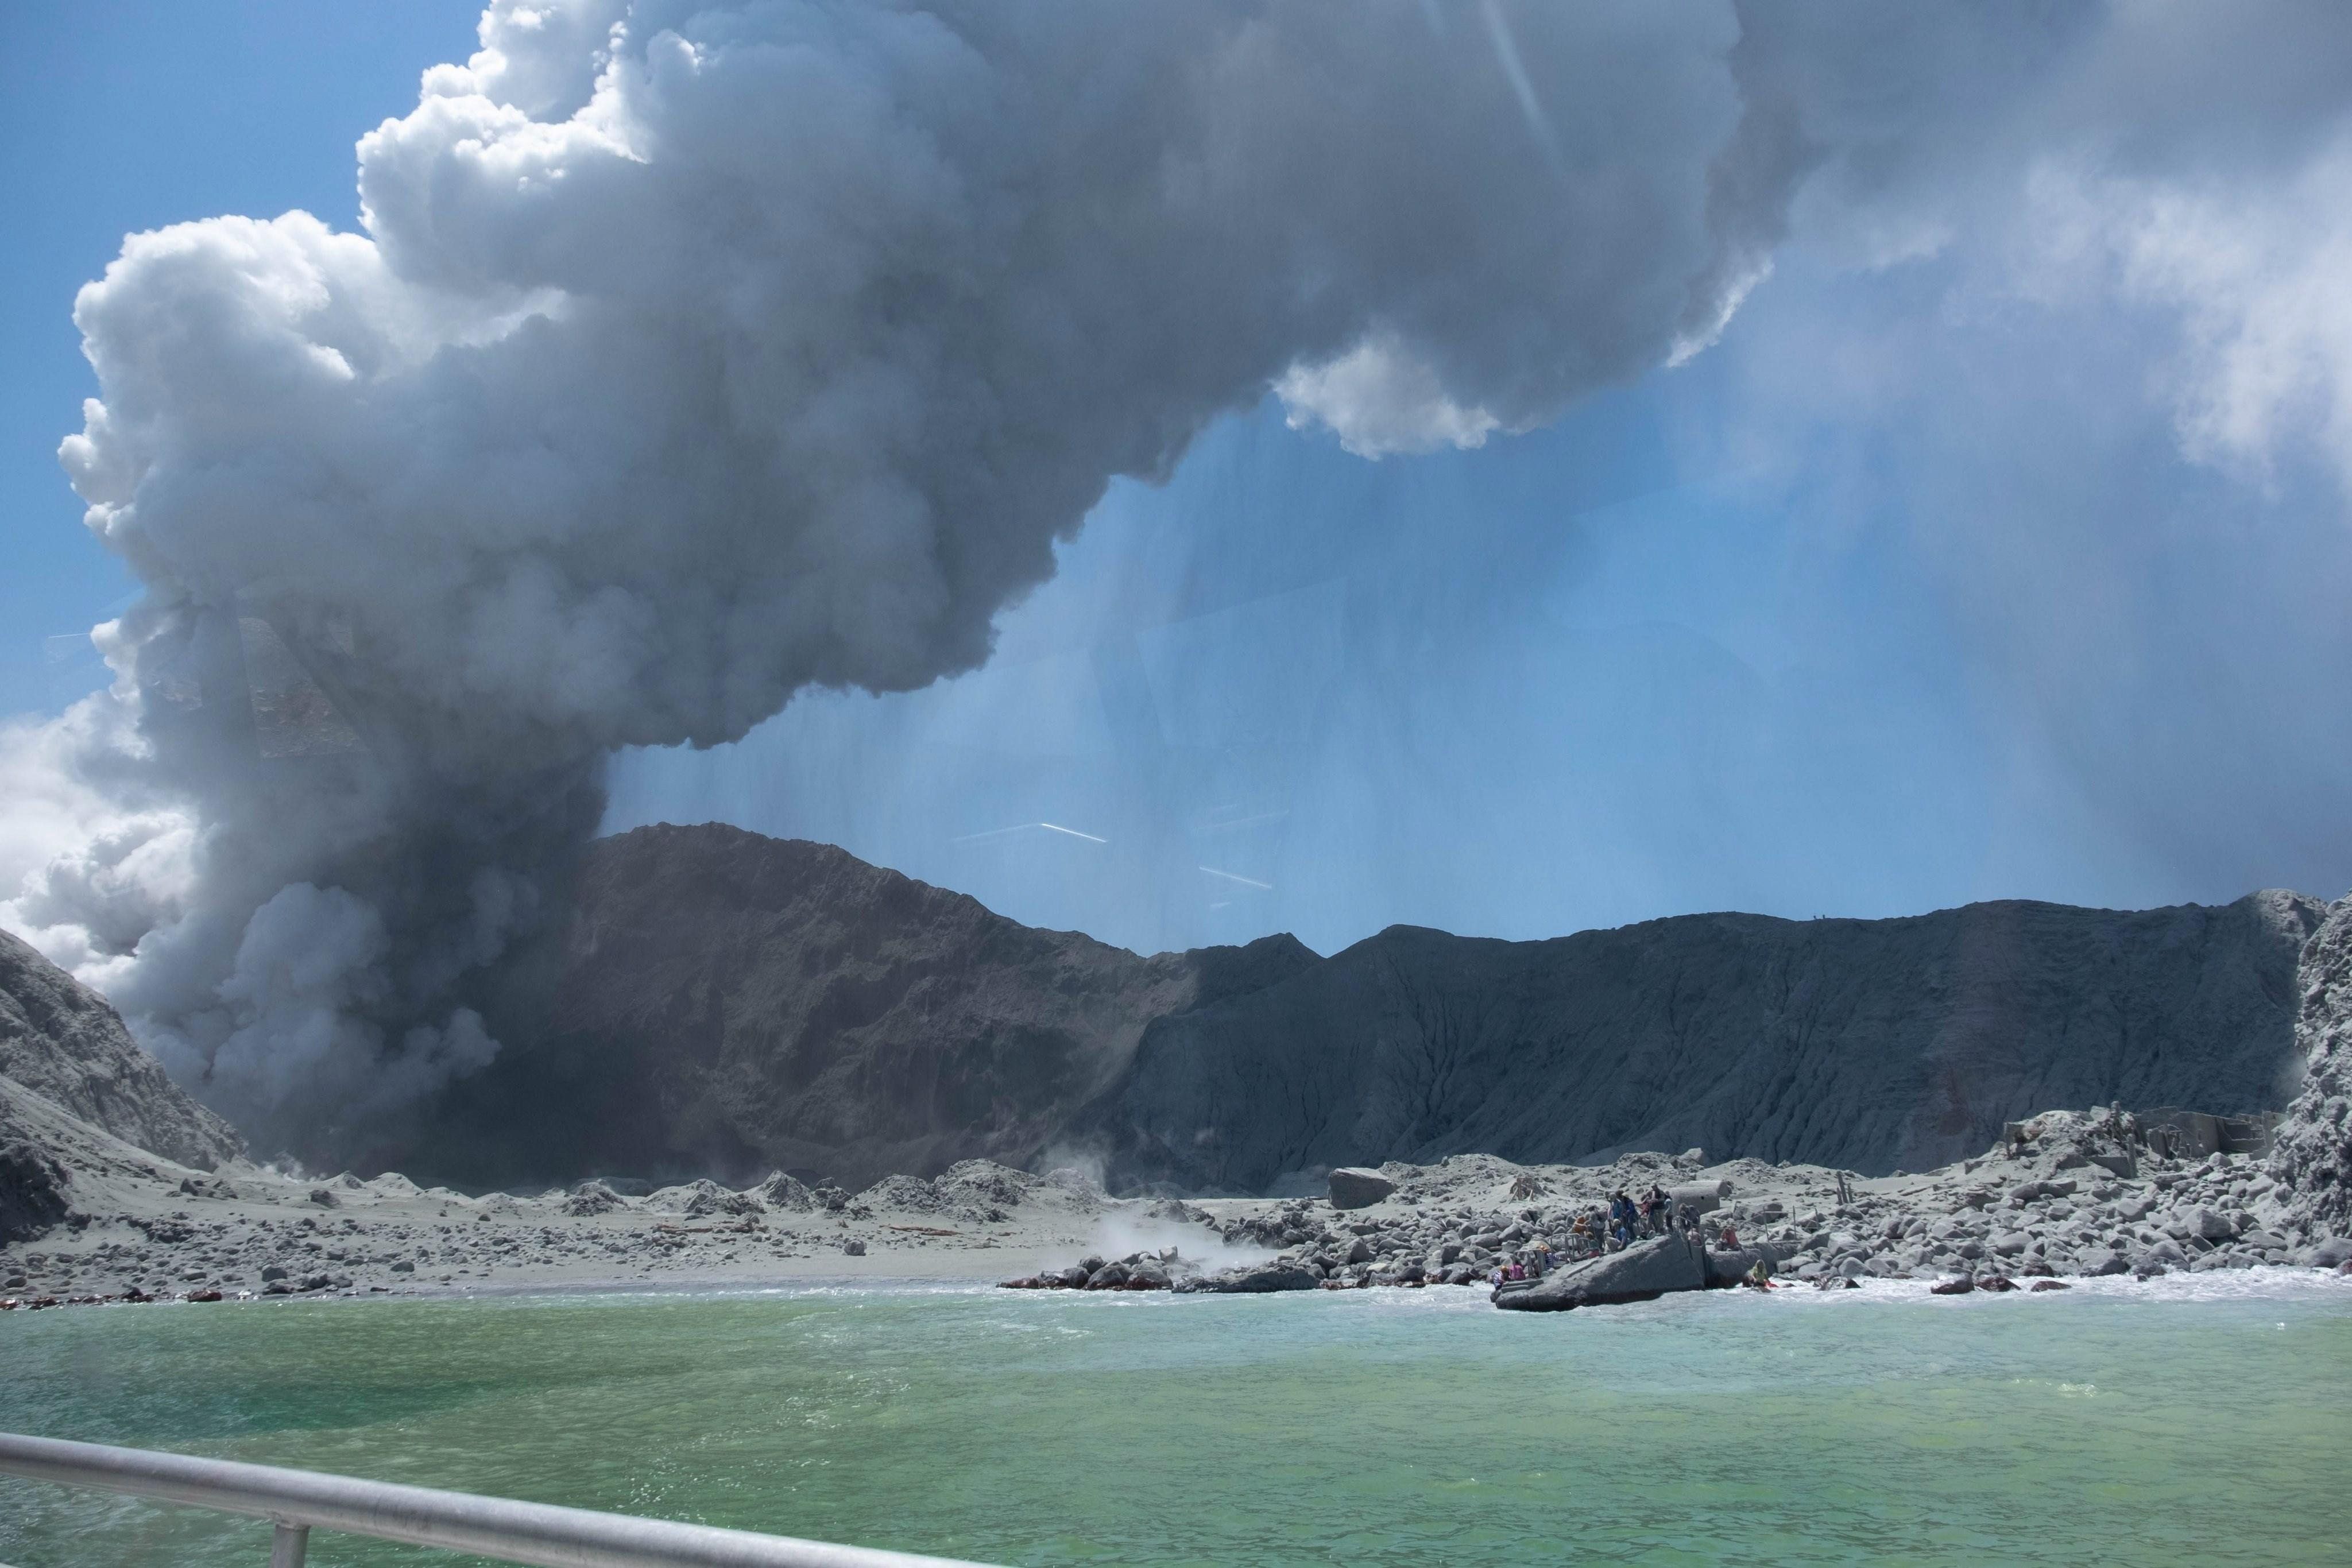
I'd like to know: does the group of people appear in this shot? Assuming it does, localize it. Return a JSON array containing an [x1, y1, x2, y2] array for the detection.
[[1481, 1183, 1758, 1286], [1593, 1184, 1691, 1247]]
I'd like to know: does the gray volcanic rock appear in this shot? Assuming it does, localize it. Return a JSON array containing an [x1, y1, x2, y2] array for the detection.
[[0, 1137, 69, 1245], [2272, 893, 2352, 1238], [0, 1067, 231, 1249], [1492, 1234, 1707, 1310], [1182, 1259, 1321, 1294], [343, 824, 2319, 1198], [1086, 891, 2320, 1190], [1702, 1245, 1780, 1287], [0, 929, 242, 1171], [417, 824, 1317, 1189], [561, 1180, 626, 1217], [1328, 1168, 1397, 1209]]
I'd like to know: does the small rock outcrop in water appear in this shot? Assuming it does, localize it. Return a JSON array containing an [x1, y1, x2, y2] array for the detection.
[[1492, 1234, 1709, 1310], [1001, 1246, 1193, 1291], [0, 930, 242, 1171], [2272, 893, 2352, 1240], [1182, 1259, 1322, 1294]]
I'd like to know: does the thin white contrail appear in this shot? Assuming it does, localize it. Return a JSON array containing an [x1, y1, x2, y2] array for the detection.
[[950, 822, 1109, 845], [1480, 0, 1565, 177]]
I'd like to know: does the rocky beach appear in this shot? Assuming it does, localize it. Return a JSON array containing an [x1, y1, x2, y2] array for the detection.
[[5, 1104, 2346, 1310]]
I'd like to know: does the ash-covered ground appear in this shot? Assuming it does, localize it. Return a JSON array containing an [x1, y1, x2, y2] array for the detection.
[[5, 1106, 2342, 1308]]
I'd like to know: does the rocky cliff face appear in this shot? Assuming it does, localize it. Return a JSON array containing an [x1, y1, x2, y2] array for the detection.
[[8, 823, 2333, 1207], [358, 826, 2322, 1195], [1080, 891, 2323, 1191], [0, 930, 243, 1171], [412, 824, 1316, 1188], [2270, 893, 2352, 1238]]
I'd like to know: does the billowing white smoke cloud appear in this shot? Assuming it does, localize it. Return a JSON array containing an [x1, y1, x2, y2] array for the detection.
[[10, 0, 2349, 1160], [6, 0, 1784, 1158]]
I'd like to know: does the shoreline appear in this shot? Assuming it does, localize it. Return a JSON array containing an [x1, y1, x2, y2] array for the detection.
[[9, 1260, 2350, 1314], [7, 1105, 2349, 1314]]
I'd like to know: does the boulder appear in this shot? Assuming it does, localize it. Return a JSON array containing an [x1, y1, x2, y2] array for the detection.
[[1701, 1244, 1781, 1287], [1492, 1234, 1707, 1312], [2299, 1237, 2352, 1268], [1668, 1180, 1732, 1217], [1328, 1168, 1397, 1210]]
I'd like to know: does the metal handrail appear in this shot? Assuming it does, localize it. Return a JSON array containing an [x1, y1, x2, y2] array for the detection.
[[0, 1432, 996, 1568]]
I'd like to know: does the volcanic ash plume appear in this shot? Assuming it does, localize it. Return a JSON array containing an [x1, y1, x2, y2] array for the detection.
[[0, 0, 1999, 1159]]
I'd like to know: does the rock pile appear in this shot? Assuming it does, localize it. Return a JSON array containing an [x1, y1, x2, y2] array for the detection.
[[999, 1247, 1193, 1291], [1003, 1090, 2352, 1309], [561, 1180, 625, 1216], [1761, 1111, 2316, 1284]]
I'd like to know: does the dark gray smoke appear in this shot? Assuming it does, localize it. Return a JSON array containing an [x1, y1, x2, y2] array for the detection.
[[7, 1, 2346, 1159]]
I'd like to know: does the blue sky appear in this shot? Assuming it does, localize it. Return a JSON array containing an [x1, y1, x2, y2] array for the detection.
[[7, 1, 2351, 988], [601, 284, 2352, 955], [1, 2, 483, 714]]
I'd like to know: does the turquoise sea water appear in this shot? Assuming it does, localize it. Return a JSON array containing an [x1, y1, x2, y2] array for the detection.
[[3, 1272, 2348, 1567]]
